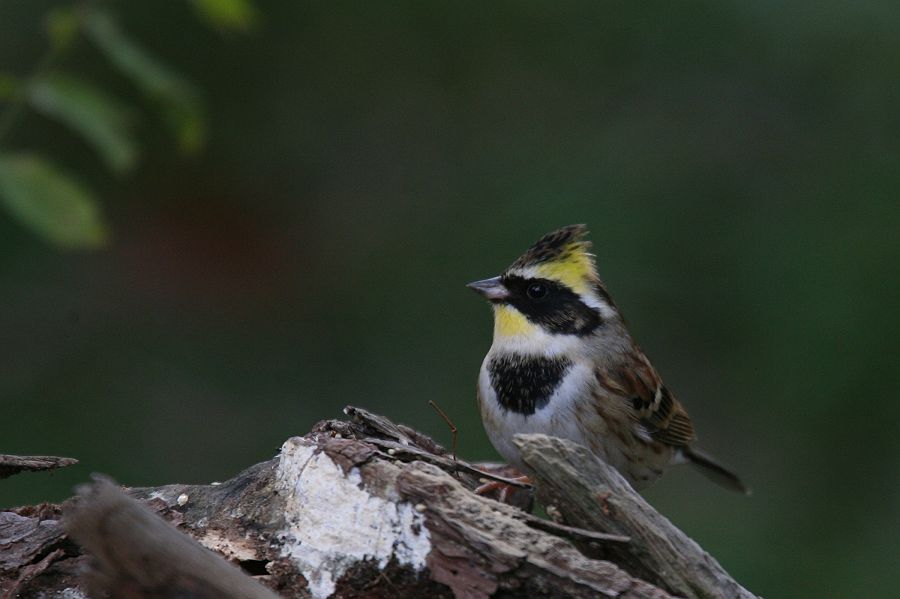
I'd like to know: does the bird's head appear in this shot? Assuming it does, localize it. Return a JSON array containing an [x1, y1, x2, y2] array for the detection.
[[468, 224, 619, 345]]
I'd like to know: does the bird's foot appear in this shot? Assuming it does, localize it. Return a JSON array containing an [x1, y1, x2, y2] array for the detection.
[[475, 474, 533, 503]]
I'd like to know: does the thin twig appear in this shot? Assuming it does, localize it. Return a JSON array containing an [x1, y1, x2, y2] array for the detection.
[[428, 399, 458, 463], [520, 512, 630, 545], [364, 437, 532, 489]]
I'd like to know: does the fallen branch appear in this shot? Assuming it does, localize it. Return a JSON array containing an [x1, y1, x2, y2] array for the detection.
[[64, 476, 281, 599], [515, 433, 755, 599], [0, 407, 755, 598], [0, 455, 78, 479]]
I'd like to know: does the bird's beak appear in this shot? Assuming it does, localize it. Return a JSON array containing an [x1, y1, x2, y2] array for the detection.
[[466, 276, 509, 301]]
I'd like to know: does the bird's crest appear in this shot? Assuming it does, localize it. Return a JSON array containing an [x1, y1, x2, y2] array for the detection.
[[505, 224, 598, 294]]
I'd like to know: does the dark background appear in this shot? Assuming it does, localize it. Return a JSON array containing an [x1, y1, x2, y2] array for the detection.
[[3, 2, 899, 597]]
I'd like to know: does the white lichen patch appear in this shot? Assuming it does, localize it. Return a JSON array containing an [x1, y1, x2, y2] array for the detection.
[[275, 437, 431, 599], [38, 588, 88, 599]]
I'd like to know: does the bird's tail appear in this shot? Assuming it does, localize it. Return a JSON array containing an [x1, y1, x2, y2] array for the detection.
[[682, 446, 750, 495]]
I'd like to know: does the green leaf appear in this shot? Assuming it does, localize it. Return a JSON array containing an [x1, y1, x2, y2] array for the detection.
[[29, 74, 138, 175], [45, 7, 79, 50], [191, 0, 259, 32], [0, 154, 108, 249], [83, 9, 206, 154], [0, 72, 19, 100]]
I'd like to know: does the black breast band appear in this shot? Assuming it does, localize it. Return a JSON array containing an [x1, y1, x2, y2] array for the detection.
[[488, 354, 573, 415]]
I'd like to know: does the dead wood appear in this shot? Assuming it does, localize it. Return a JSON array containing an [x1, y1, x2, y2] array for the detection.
[[0, 456, 78, 480], [0, 407, 755, 599], [515, 433, 756, 599], [63, 476, 281, 599]]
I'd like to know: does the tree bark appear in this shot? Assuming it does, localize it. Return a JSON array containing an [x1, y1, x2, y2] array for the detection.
[[514, 434, 755, 599], [0, 407, 756, 599], [0, 455, 78, 480]]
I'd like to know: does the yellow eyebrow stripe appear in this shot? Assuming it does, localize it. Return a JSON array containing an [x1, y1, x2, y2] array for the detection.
[[532, 246, 594, 295]]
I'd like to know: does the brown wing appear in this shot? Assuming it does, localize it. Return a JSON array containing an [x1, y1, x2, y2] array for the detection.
[[597, 349, 696, 448]]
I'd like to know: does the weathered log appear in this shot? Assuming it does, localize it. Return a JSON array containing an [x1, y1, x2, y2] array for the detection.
[[65, 476, 282, 599], [515, 433, 755, 599], [0, 407, 755, 598]]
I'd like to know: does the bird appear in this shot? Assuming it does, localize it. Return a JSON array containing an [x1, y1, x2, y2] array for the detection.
[[467, 224, 748, 493]]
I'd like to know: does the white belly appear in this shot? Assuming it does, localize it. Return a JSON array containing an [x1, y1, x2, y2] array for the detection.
[[478, 359, 609, 472]]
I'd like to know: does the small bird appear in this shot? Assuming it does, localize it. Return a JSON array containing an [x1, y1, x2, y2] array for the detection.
[[468, 224, 748, 493]]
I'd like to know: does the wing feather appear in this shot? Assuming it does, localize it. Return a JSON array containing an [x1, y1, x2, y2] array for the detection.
[[598, 349, 696, 448]]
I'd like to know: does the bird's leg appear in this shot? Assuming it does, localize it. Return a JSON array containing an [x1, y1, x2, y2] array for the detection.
[[469, 463, 534, 509], [499, 475, 533, 503], [474, 474, 533, 498]]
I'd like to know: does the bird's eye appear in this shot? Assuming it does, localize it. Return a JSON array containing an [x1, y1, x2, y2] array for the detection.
[[526, 282, 549, 300]]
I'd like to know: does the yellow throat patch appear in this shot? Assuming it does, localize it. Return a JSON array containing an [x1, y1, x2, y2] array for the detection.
[[493, 305, 537, 337]]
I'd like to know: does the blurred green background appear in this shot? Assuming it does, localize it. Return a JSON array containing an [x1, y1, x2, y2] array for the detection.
[[2, 1, 899, 596]]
